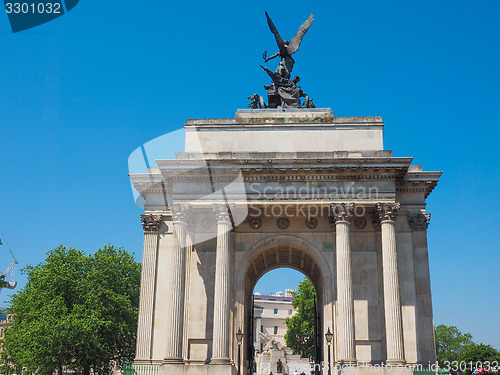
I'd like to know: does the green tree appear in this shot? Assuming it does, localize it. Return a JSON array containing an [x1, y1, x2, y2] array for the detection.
[[285, 278, 316, 359], [457, 344, 500, 374], [0, 274, 8, 288], [1, 245, 141, 375], [435, 324, 474, 366]]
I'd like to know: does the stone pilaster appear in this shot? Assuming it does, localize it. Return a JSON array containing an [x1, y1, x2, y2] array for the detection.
[[163, 204, 192, 364], [330, 203, 357, 363], [256, 316, 262, 352], [408, 213, 436, 363], [211, 203, 233, 364], [375, 202, 406, 365], [135, 214, 162, 364]]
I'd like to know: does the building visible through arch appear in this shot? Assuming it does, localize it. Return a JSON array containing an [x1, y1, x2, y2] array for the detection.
[[249, 292, 296, 353], [129, 109, 442, 375], [252, 289, 297, 352]]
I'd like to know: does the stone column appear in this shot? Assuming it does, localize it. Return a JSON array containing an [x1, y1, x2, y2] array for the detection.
[[211, 203, 233, 364], [408, 213, 436, 363], [330, 203, 357, 363], [376, 203, 406, 365], [163, 204, 191, 364], [135, 214, 162, 364]]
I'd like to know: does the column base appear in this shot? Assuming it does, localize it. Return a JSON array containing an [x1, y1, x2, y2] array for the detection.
[[162, 357, 184, 365], [160, 363, 235, 375], [386, 359, 407, 366], [338, 359, 358, 366], [210, 357, 231, 365], [133, 359, 153, 365]]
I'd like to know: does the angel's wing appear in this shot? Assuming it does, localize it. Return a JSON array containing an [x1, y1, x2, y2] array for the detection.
[[265, 11, 287, 56], [287, 14, 314, 55]]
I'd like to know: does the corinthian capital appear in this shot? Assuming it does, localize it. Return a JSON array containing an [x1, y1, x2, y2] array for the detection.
[[170, 203, 195, 225], [408, 213, 431, 231], [212, 203, 232, 224], [140, 214, 163, 232], [329, 203, 354, 224], [375, 202, 401, 223]]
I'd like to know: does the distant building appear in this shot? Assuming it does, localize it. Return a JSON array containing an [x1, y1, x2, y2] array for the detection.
[[253, 290, 296, 352], [0, 309, 13, 351]]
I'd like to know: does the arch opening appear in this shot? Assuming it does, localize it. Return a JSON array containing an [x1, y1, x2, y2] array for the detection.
[[251, 268, 319, 375], [234, 236, 334, 375]]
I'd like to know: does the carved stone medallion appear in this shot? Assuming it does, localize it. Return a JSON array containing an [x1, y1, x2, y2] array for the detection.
[[250, 218, 262, 229], [277, 218, 289, 229], [305, 217, 318, 229], [354, 217, 367, 229], [201, 217, 214, 229]]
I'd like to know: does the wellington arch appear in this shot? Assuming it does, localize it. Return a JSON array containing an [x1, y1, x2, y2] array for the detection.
[[128, 108, 442, 375]]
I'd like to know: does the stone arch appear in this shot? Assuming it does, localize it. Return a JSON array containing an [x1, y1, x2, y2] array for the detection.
[[233, 234, 335, 373]]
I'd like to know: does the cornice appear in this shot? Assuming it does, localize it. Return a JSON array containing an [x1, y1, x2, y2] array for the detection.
[[156, 157, 414, 169], [130, 158, 442, 199], [396, 171, 442, 198]]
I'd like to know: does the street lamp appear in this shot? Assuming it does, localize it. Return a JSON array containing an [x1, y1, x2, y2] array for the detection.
[[236, 328, 243, 375], [325, 327, 333, 375]]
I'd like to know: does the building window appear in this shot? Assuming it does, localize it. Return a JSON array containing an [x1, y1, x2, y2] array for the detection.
[[274, 308, 278, 315], [274, 326, 278, 334], [288, 309, 292, 315], [260, 325, 263, 333]]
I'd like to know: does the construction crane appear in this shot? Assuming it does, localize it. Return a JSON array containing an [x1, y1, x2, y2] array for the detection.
[[0, 236, 18, 293]]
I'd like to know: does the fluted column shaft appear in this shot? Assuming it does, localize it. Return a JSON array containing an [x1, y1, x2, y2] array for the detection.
[[409, 214, 436, 363], [136, 215, 162, 363], [164, 205, 191, 364], [331, 203, 357, 363], [212, 204, 232, 364], [377, 203, 406, 365]]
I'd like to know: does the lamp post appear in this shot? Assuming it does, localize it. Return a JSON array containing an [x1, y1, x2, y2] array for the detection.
[[325, 327, 333, 375], [236, 328, 243, 375]]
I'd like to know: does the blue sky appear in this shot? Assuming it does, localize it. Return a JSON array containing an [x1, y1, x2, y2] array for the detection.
[[0, 0, 499, 349]]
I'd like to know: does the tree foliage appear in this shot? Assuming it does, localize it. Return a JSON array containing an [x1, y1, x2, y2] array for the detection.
[[435, 324, 474, 365], [1, 245, 141, 375], [285, 278, 316, 359], [457, 344, 500, 373], [0, 274, 8, 288]]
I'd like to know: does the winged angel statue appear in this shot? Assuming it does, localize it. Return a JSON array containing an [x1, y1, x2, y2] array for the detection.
[[248, 12, 316, 109], [264, 11, 314, 80]]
